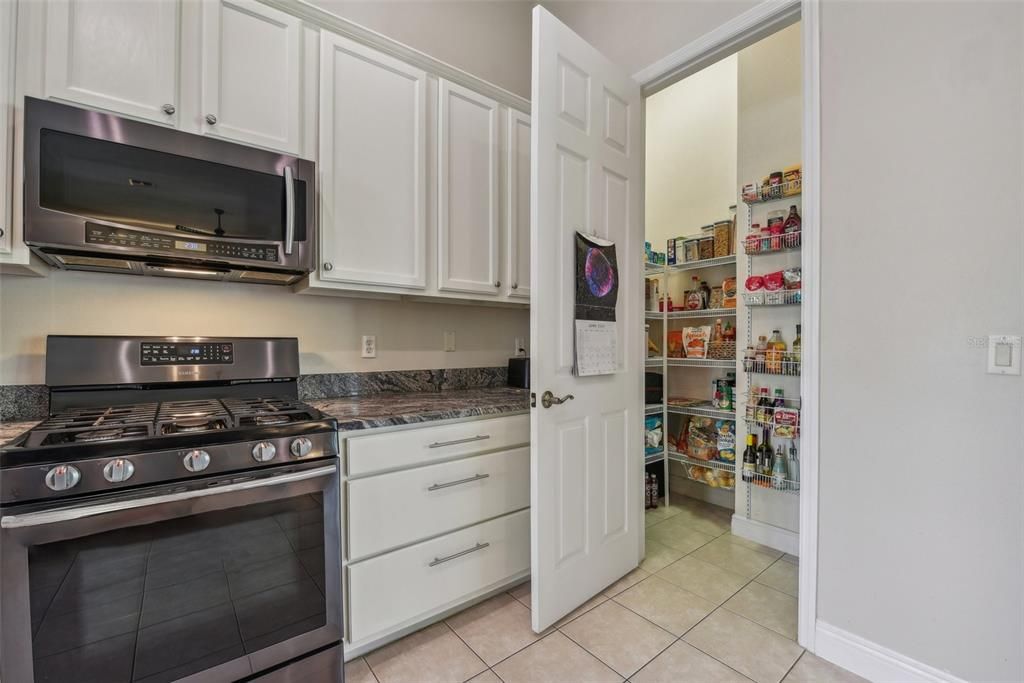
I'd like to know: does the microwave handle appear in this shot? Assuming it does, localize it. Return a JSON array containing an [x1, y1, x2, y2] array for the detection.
[[0, 465, 335, 529], [284, 165, 295, 255]]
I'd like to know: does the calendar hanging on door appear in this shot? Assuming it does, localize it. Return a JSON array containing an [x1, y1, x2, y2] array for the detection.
[[572, 232, 619, 376]]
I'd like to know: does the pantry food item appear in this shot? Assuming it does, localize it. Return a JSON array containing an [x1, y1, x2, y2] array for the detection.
[[685, 277, 704, 310], [667, 330, 684, 358], [645, 416, 663, 456], [666, 238, 677, 265], [783, 164, 802, 196], [783, 205, 802, 233], [686, 417, 718, 460], [683, 326, 711, 359], [716, 420, 736, 462], [709, 286, 724, 310], [742, 182, 759, 203], [745, 275, 765, 291], [684, 239, 700, 262], [767, 329, 786, 373], [698, 236, 715, 260], [723, 277, 738, 308], [774, 407, 800, 438], [783, 267, 802, 290], [713, 221, 731, 257]]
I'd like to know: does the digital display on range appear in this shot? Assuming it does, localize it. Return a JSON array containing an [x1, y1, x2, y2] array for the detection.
[[141, 342, 233, 365]]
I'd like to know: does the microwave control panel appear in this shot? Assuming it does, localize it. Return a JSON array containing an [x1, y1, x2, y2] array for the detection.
[[141, 342, 234, 365], [85, 224, 278, 262]]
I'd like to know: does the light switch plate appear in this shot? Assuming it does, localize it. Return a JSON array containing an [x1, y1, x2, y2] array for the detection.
[[987, 335, 1020, 375], [361, 335, 377, 359]]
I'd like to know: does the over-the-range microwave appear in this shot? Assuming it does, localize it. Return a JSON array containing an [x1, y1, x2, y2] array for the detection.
[[23, 97, 316, 285]]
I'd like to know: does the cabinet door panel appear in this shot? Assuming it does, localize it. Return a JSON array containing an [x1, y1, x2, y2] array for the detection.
[[319, 34, 427, 289], [506, 109, 531, 298], [0, 0, 13, 254], [438, 80, 499, 295], [44, 0, 179, 124], [200, 0, 302, 154]]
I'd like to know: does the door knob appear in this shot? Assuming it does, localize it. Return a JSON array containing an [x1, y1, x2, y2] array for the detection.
[[541, 391, 574, 409]]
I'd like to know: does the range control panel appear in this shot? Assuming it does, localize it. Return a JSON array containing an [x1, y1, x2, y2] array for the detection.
[[141, 342, 234, 365], [86, 224, 278, 263]]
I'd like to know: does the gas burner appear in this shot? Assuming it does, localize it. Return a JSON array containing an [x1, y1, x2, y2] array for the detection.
[[74, 428, 126, 442], [255, 414, 290, 426]]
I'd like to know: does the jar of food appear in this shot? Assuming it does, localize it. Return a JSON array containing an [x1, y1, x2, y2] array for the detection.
[[698, 237, 714, 260], [684, 239, 700, 262], [713, 220, 731, 257]]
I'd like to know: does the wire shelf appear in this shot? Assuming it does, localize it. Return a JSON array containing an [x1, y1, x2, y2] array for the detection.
[[666, 308, 737, 320], [668, 450, 736, 473], [645, 451, 667, 465], [667, 358, 735, 369], [741, 470, 800, 494], [671, 451, 737, 490], [645, 262, 667, 275], [667, 402, 735, 421], [744, 230, 802, 255], [742, 289, 801, 306], [645, 404, 665, 415], [646, 357, 665, 366], [645, 311, 665, 319], [742, 181, 801, 205], [666, 254, 736, 273], [743, 358, 801, 376]]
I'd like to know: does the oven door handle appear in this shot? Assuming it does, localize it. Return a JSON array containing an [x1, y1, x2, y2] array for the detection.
[[0, 465, 336, 529], [284, 165, 295, 256]]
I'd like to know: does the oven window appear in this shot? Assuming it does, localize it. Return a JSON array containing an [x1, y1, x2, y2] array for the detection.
[[38, 129, 307, 242], [27, 493, 327, 683]]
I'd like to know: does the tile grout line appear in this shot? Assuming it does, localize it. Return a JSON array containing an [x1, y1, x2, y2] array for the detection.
[[437, 620, 490, 681], [357, 656, 382, 683], [780, 649, 808, 682], [556, 620, 657, 681]]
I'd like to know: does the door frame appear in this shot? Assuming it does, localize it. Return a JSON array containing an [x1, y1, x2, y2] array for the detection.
[[631, 0, 820, 651]]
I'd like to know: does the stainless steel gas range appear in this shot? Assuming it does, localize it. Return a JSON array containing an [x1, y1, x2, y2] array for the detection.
[[0, 336, 343, 683]]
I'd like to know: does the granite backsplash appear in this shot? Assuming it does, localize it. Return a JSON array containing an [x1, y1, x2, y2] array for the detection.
[[0, 367, 508, 422]]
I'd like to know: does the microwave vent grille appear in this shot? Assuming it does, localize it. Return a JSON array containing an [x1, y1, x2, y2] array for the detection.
[[55, 254, 134, 270]]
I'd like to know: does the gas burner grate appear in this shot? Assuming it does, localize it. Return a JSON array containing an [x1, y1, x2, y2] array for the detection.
[[29, 404, 159, 447], [223, 397, 315, 428], [157, 400, 232, 435]]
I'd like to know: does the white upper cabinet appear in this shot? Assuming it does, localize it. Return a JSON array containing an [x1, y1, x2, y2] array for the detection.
[[44, 0, 180, 125], [0, 0, 14, 255], [199, 0, 302, 153], [437, 80, 500, 295], [319, 33, 427, 290], [506, 109, 531, 299]]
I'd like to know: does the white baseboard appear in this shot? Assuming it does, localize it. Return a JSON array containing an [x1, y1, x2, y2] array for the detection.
[[815, 621, 969, 683], [730, 514, 799, 555]]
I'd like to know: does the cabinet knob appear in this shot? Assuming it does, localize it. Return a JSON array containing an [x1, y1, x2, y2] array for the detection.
[[205, 114, 218, 125], [494, 280, 501, 288], [512, 282, 518, 289], [323, 262, 334, 271], [162, 103, 176, 115]]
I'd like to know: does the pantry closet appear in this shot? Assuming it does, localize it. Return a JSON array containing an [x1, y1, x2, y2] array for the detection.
[[643, 22, 803, 551]]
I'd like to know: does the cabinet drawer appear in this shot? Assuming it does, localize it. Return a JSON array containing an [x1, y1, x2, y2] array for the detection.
[[347, 447, 529, 560], [347, 509, 529, 643], [345, 414, 529, 476]]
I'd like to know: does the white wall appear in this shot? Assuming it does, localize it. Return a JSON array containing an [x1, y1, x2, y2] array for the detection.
[[0, 271, 529, 385], [644, 54, 737, 251], [736, 22, 801, 533], [817, 2, 1023, 680]]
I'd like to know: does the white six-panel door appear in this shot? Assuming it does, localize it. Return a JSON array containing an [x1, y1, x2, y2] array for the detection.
[[529, 6, 644, 632], [438, 79, 501, 295], [506, 108, 531, 299], [199, 0, 302, 154], [319, 33, 428, 289], [44, 0, 181, 125]]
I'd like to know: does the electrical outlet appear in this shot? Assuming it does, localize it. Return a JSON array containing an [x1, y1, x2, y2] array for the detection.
[[514, 337, 524, 355], [443, 331, 456, 352], [361, 335, 376, 358]]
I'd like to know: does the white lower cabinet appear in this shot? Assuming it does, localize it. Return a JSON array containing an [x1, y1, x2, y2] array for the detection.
[[341, 414, 530, 657]]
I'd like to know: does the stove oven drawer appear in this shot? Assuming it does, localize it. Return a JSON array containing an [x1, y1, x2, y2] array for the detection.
[[345, 414, 529, 477], [346, 508, 529, 644], [346, 447, 529, 561]]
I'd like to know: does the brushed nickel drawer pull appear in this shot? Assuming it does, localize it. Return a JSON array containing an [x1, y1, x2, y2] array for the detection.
[[428, 434, 490, 449], [429, 542, 490, 567], [427, 473, 489, 491]]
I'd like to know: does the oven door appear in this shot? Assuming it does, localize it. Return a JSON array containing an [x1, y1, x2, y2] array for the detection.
[[0, 460, 341, 683]]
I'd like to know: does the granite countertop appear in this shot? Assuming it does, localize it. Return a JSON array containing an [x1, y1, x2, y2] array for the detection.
[[0, 420, 41, 446], [309, 387, 530, 431]]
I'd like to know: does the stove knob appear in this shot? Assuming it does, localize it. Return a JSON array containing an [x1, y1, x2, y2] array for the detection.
[[103, 458, 135, 483], [45, 464, 81, 492], [183, 449, 211, 472], [252, 441, 277, 462], [290, 437, 313, 458]]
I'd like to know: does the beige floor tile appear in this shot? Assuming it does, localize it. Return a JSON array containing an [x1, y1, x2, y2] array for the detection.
[[691, 537, 780, 579], [639, 539, 686, 573], [632, 640, 752, 683], [723, 582, 798, 639], [756, 558, 798, 597], [684, 609, 802, 683], [493, 631, 622, 683], [718, 532, 785, 558], [554, 593, 608, 627], [345, 657, 378, 683], [508, 580, 531, 603], [602, 567, 649, 597], [646, 518, 717, 553], [645, 502, 685, 526], [656, 555, 750, 604], [466, 670, 503, 683], [783, 652, 868, 683], [781, 553, 799, 565], [658, 505, 731, 537], [612, 575, 716, 636], [560, 600, 675, 678], [447, 594, 542, 666], [365, 622, 487, 683]]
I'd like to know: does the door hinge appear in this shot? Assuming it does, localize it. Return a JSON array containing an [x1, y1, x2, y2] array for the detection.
[[530, 392, 537, 408]]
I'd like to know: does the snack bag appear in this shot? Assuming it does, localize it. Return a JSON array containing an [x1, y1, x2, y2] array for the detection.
[[683, 326, 710, 359]]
